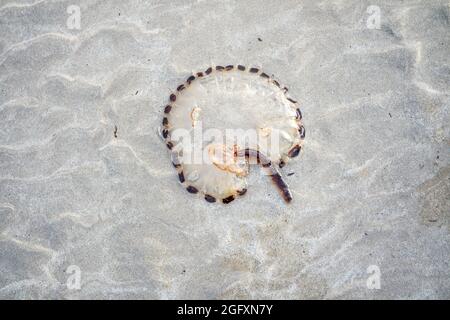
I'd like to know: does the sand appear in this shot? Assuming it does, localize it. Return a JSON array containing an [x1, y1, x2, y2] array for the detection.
[[0, 0, 449, 299]]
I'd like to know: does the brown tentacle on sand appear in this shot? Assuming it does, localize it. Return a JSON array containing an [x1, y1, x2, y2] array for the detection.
[[235, 148, 293, 203]]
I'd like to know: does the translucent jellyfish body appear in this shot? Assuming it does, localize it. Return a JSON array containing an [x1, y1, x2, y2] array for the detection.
[[160, 65, 305, 204]]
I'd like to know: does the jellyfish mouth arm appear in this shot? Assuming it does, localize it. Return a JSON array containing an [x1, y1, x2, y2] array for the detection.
[[235, 148, 293, 203]]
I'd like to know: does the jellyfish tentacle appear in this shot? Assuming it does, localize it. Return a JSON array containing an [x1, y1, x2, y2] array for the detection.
[[236, 148, 293, 203]]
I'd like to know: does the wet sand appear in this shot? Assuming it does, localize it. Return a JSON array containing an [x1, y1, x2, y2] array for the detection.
[[0, 0, 449, 299]]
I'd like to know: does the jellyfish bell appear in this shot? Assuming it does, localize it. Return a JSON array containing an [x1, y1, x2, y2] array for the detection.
[[161, 65, 305, 203]]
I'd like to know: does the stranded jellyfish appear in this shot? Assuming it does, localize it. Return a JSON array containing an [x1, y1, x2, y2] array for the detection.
[[159, 65, 305, 204]]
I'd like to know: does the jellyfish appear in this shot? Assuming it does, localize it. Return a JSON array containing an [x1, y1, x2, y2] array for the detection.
[[160, 65, 305, 204]]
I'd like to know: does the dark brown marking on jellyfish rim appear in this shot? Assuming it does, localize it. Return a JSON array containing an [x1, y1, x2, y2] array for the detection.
[[164, 105, 172, 114], [260, 72, 270, 79], [197, 72, 204, 77], [166, 141, 174, 150], [283, 87, 289, 93], [204, 194, 216, 203], [288, 145, 301, 158], [187, 75, 195, 84], [177, 84, 185, 92], [279, 159, 286, 168], [205, 67, 213, 75], [216, 65, 225, 71], [249, 67, 259, 73], [271, 173, 293, 203], [287, 97, 297, 104], [178, 171, 185, 183], [299, 125, 306, 139], [186, 185, 198, 194], [162, 129, 168, 139], [296, 108, 302, 120], [162, 117, 169, 126], [225, 65, 234, 71], [222, 195, 235, 204], [113, 125, 118, 138], [262, 161, 272, 168], [237, 65, 246, 71], [237, 188, 247, 196], [273, 80, 280, 87], [169, 94, 176, 102], [171, 153, 181, 168]]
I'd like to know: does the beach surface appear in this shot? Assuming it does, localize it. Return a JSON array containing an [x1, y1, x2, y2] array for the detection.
[[0, 0, 449, 299]]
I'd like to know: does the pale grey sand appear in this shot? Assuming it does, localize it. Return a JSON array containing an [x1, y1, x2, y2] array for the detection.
[[0, 0, 449, 299]]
